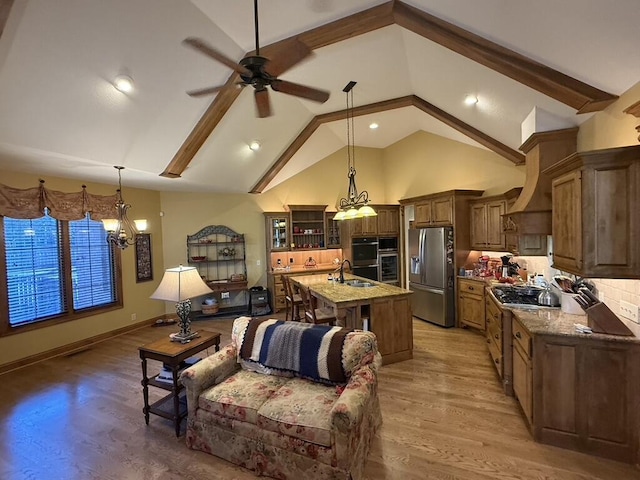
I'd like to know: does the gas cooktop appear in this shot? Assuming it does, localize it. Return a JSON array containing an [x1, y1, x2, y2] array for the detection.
[[491, 285, 546, 307]]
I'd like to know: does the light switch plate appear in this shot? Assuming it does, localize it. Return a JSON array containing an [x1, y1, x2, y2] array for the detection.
[[619, 300, 639, 324]]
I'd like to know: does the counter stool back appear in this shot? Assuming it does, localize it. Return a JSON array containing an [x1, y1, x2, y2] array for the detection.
[[299, 286, 336, 326], [281, 275, 302, 322]]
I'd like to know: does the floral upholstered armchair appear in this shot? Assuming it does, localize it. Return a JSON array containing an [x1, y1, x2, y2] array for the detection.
[[181, 316, 382, 480]]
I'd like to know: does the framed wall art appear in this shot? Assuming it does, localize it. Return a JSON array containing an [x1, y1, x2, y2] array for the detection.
[[135, 233, 153, 282]]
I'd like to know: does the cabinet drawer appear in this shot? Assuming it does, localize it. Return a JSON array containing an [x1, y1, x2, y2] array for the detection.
[[486, 336, 503, 378], [485, 296, 502, 324], [458, 279, 484, 296], [486, 321, 502, 351], [512, 318, 531, 357]]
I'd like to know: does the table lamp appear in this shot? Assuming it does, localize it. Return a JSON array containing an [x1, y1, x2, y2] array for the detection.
[[151, 265, 212, 342]]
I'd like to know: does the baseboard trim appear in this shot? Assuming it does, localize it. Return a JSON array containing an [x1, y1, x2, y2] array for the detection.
[[0, 315, 168, 375]]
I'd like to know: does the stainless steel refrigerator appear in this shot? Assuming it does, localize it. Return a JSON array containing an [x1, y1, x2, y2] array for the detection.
[[408, 227, 455, 327]]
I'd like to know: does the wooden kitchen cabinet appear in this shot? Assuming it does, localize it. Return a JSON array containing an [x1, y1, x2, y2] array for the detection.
[[470, 198, 507, 250], [512, 317, 533, 425], [350, 215, 377, 236], [485, 292, 513, 395], [347, 205, 399, 237], [511, 313, 640, 464], [457, 278, 485, 330], [376, 206, 400, 235], [544, 145, 640, 278], [415, 195, 453, 227]]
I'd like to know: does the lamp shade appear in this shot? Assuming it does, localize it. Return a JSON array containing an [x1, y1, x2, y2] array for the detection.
[[358, 205, 377, 217], [344, 207, 359, 219], [150, 265, 212, 302], [102, 218, 119, 232], [134, 219, 148, 232], [333, 210, 347, 221]]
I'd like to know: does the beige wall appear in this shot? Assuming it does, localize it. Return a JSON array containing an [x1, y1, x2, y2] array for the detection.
[[578, 80, 640, 151], [382, 131, 526, 201], [0, 170, 165, 367]]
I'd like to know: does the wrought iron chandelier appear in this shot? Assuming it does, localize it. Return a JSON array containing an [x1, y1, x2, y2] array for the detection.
[[333, 81, 376, 221], [102, 166, 147, 249]]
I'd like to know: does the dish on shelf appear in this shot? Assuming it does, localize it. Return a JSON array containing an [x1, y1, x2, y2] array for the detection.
[[191, 256, 207, 262]]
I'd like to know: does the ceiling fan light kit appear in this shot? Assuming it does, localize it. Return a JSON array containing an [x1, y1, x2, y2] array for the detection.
[[183, 0, 330, 118]]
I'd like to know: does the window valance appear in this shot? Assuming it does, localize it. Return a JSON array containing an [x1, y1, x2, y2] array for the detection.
[[0, 180, 118, 221]]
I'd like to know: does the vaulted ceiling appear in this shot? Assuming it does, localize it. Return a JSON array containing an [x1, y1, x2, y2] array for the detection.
[[0, 0, 638, 193]]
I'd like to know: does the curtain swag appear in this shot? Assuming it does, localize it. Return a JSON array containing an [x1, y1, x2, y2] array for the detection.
[[0, 180, 118, 221]]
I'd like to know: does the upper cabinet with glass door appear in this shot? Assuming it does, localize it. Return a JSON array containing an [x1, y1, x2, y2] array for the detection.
[[264, 213, 289, 252]]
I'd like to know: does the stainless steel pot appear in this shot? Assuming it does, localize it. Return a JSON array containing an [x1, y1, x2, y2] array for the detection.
[[538, 287, 560, 307]]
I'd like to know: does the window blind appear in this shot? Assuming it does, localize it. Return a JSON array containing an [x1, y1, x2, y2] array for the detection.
[[4, 215, 65, 325], [69, 216, 116, 310]]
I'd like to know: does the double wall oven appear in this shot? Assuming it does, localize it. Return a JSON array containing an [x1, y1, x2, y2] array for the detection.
[[351, 237, 379, 281], [351, 236, 399, 284]]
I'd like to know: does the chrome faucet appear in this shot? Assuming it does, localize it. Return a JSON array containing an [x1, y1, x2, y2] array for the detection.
[[338, 259, 352, 284]]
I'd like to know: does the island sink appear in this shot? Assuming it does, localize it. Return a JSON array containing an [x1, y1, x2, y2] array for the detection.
[[345, 280, 374, 288]]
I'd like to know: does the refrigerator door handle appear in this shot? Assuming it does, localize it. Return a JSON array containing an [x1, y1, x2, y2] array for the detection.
[[419, 229, 427, 285]]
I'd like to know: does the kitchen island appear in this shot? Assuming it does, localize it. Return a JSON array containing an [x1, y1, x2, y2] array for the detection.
[[290, 274, 413, 365]]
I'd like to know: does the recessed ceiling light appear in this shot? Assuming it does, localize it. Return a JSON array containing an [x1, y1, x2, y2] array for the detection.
[[464, 94, 478, 106], [113, 75, 134, 93], [369, 122, 379, 130], [249, 141, 261, 151]]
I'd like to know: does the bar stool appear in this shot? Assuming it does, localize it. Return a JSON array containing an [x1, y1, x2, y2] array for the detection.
[[281, 275, 302, 321], [299, 286, 336, 326]]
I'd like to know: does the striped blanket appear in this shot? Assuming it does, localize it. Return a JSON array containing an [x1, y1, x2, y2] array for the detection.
[[240, 318, 352, 385]]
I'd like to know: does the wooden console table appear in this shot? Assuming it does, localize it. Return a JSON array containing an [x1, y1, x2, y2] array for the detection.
[[139, 329, 221, 436]]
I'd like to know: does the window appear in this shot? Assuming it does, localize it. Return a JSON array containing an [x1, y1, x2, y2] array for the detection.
[[1, 212, 121, 333]]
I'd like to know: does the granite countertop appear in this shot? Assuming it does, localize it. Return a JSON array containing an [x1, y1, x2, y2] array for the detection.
[[290, 273, 412, 304], [511, 306, 639, 344]]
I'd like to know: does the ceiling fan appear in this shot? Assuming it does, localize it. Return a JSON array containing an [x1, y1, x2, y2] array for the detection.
[[183, 0, 330, 118]]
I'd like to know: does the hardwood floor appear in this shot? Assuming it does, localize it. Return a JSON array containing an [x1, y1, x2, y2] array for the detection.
[[1, 316, 638, 480]]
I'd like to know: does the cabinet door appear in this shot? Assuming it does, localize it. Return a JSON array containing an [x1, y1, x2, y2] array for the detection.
[[486, 200, 506, 250], [362, 215, 378, 235], [349, 216, 377, 236], [265, 214, 289, 252], [325, 213, 342, 248], [432, 196, 453, 225], [551, 171, 582, 272], [414, 202, 431, 226], [470, 203, 487, 249], [458, 293, 485, 330], [513, 342, 533, 425], [377, 207, 399, 235]]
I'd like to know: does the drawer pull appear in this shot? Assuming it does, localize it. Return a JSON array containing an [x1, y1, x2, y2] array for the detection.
[[468, 286, 474, 290], [495, 358, 499, 365], [495, 334, 499, 340], [515, 332, 522, 339], [486, 338, 490, 344]]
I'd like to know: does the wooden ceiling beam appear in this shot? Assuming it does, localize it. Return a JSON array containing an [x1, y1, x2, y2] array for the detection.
[[0, 0, 15, 38], [392, 1, 618, 114], [249, 95, 524, 194], [163, 0, 617, 180]]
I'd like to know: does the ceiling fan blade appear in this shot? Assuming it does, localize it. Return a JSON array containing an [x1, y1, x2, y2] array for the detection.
[[271, 80, 330, 104], [186, 85, 226, 97], [183, 37, 250, 77], [255, 88, 272, 118], [264, 39, 313, 77]]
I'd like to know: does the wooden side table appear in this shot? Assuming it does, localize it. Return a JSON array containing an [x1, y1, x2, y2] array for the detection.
[[139, 329, 221, 436]]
